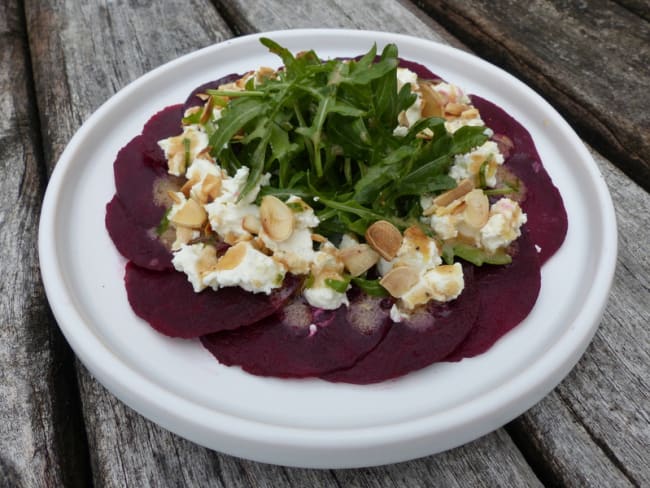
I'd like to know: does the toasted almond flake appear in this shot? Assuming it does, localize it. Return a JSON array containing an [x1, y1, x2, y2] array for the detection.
[[242, 214, 261, 235], [199, 95, 215, 125], [461, 108, 480, 119], [380, 266, 420, 298], [172, 226, 195, 250], [167, 191, 183, 204], [170, 199, 207, 228], [432, 179, 474, 207], [180, 175, 200, 197], [260, 195, 295, 242], [419, 81, 445, 118], [463, 189, 490, 228], [311, 233, 328, 243], [196, 93, 210, 101], [445, 102, 469, 115], [365, 220, 403, 261], [201, 173, 222, 201], [452, 201, 467, 215], [196, 147, 215, 162], [216, 241, 248, 271], [197, 245, 219, 273], [339, 244, 380, 277]]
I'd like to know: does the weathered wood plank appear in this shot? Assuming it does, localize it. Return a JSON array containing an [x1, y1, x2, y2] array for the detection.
[[0, 1, 90, 486], [508, 146, 650, 487], [215, 0, 466, 48], [414, 0, 650, 192]]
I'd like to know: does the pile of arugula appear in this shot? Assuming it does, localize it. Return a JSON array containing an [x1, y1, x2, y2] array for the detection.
[[195, 38, 489, 239]]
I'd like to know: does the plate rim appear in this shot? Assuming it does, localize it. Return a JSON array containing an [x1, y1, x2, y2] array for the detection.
[[38, 28, 618, 468]]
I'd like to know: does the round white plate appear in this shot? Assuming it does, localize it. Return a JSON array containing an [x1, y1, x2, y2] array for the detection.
[[39, 29, 617, 468]]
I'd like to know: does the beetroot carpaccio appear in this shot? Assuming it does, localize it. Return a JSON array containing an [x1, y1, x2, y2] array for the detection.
[[105, 42, 567, 384]]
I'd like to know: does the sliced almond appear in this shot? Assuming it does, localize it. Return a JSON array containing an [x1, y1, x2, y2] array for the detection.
[[199, 95, 215, 125], [445, 102, 469, 116], [339, 244, 380, 277], [432, 179, 474, 207], [242, 214, 261, 235], [311, 233, 328, 243], [461, 108, 480, 119], [215, 242, 248, 271], [167, 191, 183, 205], [180, 175, 200, 197], [365, 220, 403, 261], [380, 266, 420, 298], [197, 245, 219, 273], [196, 93, 210, 101], [170, 199, 207, 228], [260, 195, 295, 242], [201, 173, 222, 201], [419, 81, 445, 118], [463, 189, 489, 228]]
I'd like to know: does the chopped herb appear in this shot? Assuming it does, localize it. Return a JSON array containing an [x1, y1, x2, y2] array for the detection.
[[479, 160, 489, 188], [286, 201, 305, 212], [443, 243, 512, 266], [351, 277, 389, 297], [155, 208, 171, 236], [325, 277, 351, 293], [183, 138, 191, 168]]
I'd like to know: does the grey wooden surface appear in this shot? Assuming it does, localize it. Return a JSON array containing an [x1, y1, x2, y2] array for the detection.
[[2, 0, 648, 486]]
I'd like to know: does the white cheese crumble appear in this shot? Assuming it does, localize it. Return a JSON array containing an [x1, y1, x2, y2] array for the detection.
[[172, 243, 217, 292], [203, 241, 285, 295], [480, 198, 527, 252], [158, 125, 209, 176], [449, 141, 504, 187]]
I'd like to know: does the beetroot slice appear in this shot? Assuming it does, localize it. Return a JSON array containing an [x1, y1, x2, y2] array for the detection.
[[125, 264, 301, 338], [105, 196, 173, 270], [471, 95, 567, 265], [398, 58, 440, 80], [140, 105, 184, 164], [183, 73, 241, 112], [446, 229, 541, 361], [201, 292, 392, 378], [113, 133, 177, 228], [322, 265, 479, 384]]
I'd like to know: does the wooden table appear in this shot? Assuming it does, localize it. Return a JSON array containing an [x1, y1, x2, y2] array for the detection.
[[2, 1, 648, 486]]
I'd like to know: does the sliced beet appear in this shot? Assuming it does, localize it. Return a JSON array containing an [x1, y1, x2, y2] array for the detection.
[[322, 265, 479, 384], [201, 292, 392, 378], [445, 229, 541, 361], [105, 196, 173, 270], [113, 134, 177, 228], [125, 264, 301, 338], [398, 58, 440, 80], [141, 105, 184, 164], [471, 95, 567, 265], [183, 73, 241, 112]]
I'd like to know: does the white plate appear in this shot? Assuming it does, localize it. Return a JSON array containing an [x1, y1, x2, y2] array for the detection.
[[39, 29, 617, 468]]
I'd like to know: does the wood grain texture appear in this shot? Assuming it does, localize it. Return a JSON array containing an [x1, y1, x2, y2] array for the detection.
[[414, 0, 650, 192], [509, 146, 650, 487], [0, 1, 89, 486], [214, 0, 466, 49]]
